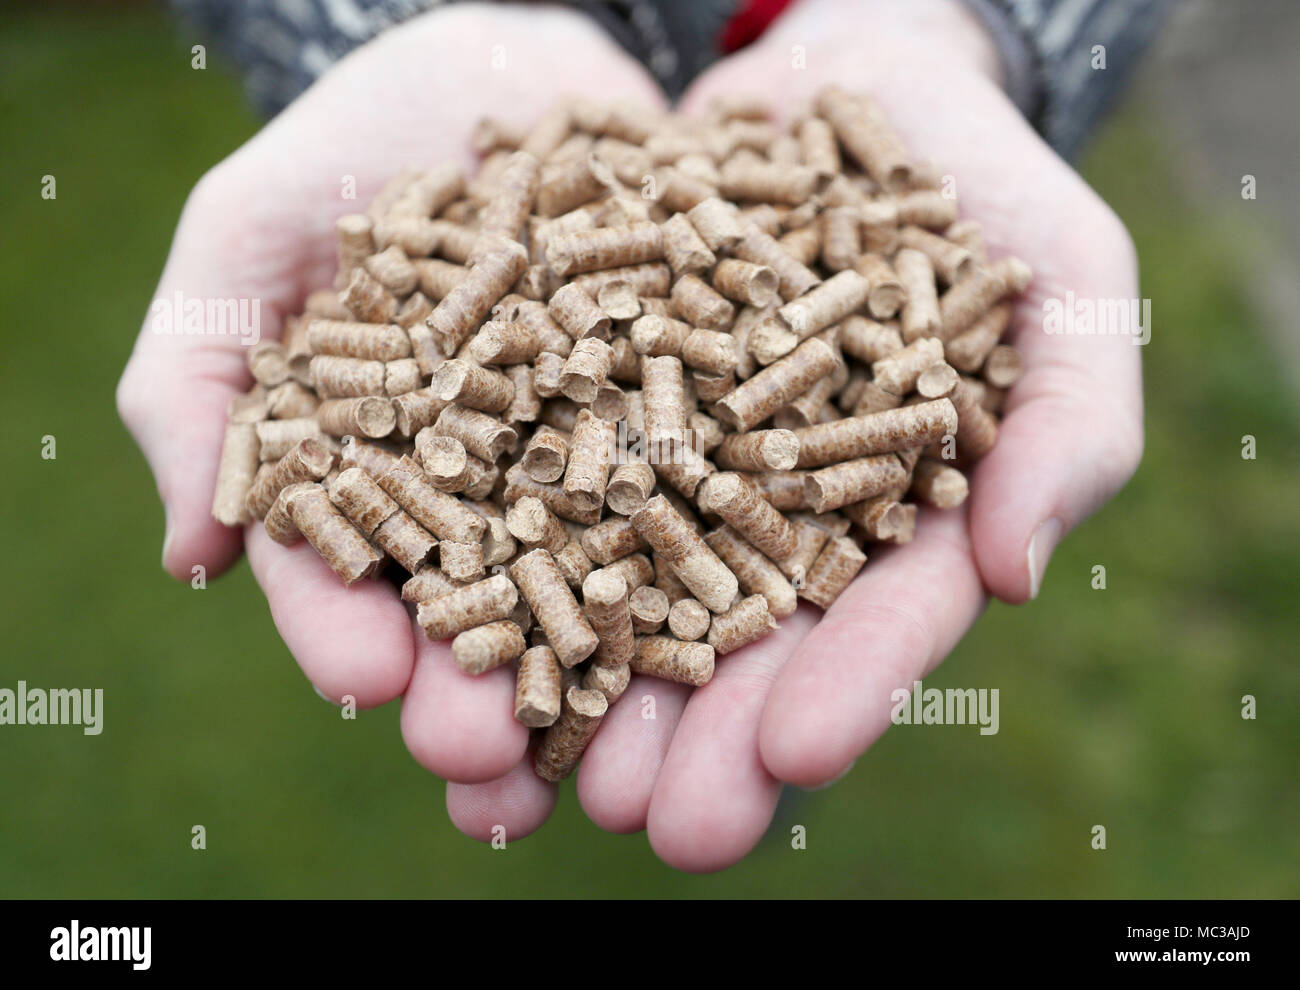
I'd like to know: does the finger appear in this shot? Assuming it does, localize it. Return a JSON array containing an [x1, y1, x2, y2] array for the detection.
[[446, 749, 558, 844], [970, 238, 1145, 602], [118, 345, 249, 581], [576, 676, 692, 834], [118, 168, 309, 582], [246, 524, 415, 707], [759, 508, 986, 788], [400, 614, 529, 784], [646, 609, 820, 873]]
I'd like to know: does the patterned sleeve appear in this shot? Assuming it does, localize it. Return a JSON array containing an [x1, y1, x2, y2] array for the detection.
[[168, 0, 455, 116], [961, 0, 1171, 158], [169, 0, 1167, 159], [166, 0, 739, 117]]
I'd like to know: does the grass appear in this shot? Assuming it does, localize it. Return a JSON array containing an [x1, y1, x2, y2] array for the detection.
[[0, 5, 1296, 898]]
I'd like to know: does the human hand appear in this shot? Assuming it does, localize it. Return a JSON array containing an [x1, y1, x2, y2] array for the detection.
[[445, 0, 1144, 870], [115, 5, 664, 761]]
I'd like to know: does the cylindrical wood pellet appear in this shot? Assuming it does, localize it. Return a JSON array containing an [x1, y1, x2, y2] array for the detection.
[[698, 471, 798, 561], [439, 540, 486, 582], [505, 496, 569, 555], [605, 461, 656, 515], [629, 585, 670, 635], [871, 336, 945, 396], [712, 429, 800, 472], [521, 425, 569, 483], [630, 495, 738, 613], [328, 466, 401, 536], [630, 636, 715, 686], [582, 568, 636, 667], [453, 620, 527, 675], [559, 337, 615, 403], [510, 549, 600, 667], [401, 565, 466, 604], [432, 403, 517, 462], [316, 396, 396, 439], [580, 516, 649, 565], [641, 354, 685, 450], [245, 437, 335, 519], [563, 409, 616, 511], [910, 458, 970, 509], [378, 455, 488, 542], [894, 247, 941, 342], [534, 687, 608, 782], [548, 282, 611, 341], [793, 399, 957, 468], [212, 422, 261, 525], [289, 485, 383, 584], [666, 598, 711, 641], [582, 662, 630, 705], [704, 526, 798, 619], [714, 337, 839, 433], [417, 573, 518, 640], [597, 553, 655, 593], [515, 645, 562, 727], [707, 594, 778, 654], [799, 534, 868, 608], [430, 360, 515, 413], [803, 455, 911, 513]]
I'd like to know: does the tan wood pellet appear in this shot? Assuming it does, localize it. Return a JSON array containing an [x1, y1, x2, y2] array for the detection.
[[215, 89, 1035, 784]]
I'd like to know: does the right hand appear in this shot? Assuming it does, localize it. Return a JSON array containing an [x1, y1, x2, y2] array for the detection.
[[116, 4, 664, 794]]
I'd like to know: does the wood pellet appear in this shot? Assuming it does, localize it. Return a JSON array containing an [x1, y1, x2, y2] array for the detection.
[[210, 87, 1030, 783]]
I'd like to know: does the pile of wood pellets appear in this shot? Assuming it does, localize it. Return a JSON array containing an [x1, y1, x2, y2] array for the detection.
[[211, 86, 1028, 782]]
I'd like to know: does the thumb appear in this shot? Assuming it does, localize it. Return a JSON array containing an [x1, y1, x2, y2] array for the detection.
[[118, 338, 250, 581], [969, 244, 1145, 602], [117, 167, 296, 582]]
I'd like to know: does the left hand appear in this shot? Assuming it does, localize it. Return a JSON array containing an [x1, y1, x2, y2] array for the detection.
[[446, 0, 1144, 872]]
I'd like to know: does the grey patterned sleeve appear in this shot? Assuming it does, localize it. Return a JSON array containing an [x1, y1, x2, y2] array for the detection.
[[166, 0, 737, 117], [961, 0, 1171, 159], [167, 0, 453, 116], [169, 0, 1167, 159]]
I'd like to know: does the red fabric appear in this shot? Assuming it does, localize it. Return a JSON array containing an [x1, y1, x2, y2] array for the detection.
[[720, 0, 797, 52]]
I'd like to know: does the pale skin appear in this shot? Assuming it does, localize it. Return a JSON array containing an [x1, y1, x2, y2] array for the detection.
[[119, 0, 1143, 871]]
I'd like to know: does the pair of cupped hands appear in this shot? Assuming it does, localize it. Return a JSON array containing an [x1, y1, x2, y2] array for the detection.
[[118, 0, 1142, 870]]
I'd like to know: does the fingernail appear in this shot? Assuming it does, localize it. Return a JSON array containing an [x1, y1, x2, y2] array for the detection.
[[312, 684, 343, 707], [806, 760, 856, 792], [1027, 517, 1063, 599], [161, 510, 174, 570]]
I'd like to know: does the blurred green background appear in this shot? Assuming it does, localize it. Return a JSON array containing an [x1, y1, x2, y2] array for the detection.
[[2, 4, 1297, 898]]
